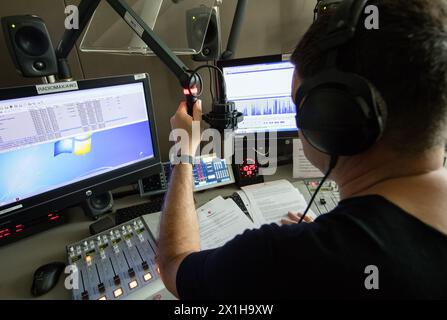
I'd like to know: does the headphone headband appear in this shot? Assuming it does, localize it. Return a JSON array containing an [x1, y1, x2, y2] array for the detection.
[[319, 0, 370, 52]]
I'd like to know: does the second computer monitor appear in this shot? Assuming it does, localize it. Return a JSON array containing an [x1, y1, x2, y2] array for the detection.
[[218, 55, 297, 137]]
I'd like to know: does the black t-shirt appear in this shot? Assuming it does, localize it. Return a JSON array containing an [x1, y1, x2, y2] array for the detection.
[[177, 195, 447, 299]]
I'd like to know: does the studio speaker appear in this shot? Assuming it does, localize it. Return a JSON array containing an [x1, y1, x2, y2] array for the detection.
[[1, 15, 57, 77], [187, 6, 221, 61], [82, 192, 114, 220]]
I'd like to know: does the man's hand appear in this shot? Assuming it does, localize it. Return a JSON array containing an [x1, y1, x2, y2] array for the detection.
[[281, 212, 314, 225], [170, 100, 202, 157]]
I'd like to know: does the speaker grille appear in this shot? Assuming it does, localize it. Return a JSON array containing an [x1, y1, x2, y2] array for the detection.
[[15, 26, 50, 56]]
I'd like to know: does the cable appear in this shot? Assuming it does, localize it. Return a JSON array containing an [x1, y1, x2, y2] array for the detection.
[[207, 61, 215, 102], [187, 71, 204, 97], [253, 147, 269, 157], [187, 64, 228, 102], [298, 155, 338, 223]]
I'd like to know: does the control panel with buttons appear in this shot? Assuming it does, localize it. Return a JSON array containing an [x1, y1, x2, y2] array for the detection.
[[66, 217, 174, 300], [296, 180, 340, 216]]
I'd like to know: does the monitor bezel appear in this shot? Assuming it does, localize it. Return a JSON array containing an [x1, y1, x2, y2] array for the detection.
[[217, 54, 299, 140], [0, 74, 162, 220]]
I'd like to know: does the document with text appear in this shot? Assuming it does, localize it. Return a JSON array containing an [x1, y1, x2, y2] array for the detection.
[[197, 196, 255, 250], [293, 139, 324, 179], [241, 179, 316, 225], [196, 180, 315, 251]]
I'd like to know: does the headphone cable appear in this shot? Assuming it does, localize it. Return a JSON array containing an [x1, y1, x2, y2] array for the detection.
[[298, 155, 338, 223]]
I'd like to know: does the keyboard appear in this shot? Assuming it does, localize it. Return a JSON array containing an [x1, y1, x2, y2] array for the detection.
[[115, 196, 164, 225]]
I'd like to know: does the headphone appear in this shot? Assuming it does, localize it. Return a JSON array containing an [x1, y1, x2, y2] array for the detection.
[[295, 0, 386, 156]]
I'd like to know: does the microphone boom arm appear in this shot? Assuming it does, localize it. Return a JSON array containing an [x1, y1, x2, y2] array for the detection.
[[56, 0, 199, 114]]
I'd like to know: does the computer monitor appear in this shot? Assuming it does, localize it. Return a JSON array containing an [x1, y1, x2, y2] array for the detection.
[[0, 74, 161, 242], [217, 54, 298, 138]]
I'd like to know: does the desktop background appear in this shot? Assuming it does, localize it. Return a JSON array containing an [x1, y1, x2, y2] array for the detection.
[[0, 121, 154, 207]]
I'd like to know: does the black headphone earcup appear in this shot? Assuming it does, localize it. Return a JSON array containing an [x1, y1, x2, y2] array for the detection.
[[295, 71, 384, 156]]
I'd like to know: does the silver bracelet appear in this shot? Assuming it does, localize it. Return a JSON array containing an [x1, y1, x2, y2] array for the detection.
[[171, 155, 194, 166]]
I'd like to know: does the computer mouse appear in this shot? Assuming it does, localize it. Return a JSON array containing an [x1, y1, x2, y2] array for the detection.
[[31, 262, 66, 297]]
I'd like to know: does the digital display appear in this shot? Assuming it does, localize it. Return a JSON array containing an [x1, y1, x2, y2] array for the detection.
[[241, 164, 258, 178], [238, 158, 259, 178], [233, 158, 264, 187]]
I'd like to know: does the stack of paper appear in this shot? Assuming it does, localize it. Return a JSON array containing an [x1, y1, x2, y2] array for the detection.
[[241, 179, 316, 225], [196, 180, 316, 250], [197, 196, 255, 250]]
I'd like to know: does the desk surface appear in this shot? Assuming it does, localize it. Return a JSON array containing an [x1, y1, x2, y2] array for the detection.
[[0, 164, 296, 300]]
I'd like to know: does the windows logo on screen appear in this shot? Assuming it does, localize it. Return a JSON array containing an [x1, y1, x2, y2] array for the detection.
[[54, 134, 92, 157]]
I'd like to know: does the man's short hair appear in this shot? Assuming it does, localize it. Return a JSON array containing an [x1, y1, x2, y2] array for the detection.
[[291, 0, 447, 154]]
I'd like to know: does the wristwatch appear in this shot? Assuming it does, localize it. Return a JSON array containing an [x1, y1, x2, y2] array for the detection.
[[171, 154, 195, 166]]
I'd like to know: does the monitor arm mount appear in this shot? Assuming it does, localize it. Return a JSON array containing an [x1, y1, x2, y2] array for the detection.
[[56, 0, 244, 128]]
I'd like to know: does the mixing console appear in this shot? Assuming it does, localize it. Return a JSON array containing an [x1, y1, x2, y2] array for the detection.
[[66, 216, 173, 300], [296, 180, 340, 216]]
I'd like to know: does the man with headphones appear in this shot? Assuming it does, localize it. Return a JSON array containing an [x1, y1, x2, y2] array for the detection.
[[159, 0, 447, 299]]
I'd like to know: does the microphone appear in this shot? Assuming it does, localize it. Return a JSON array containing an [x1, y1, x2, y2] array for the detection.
[[203, 99, 243, 132], [204, 66, 243, 132], [187, 64, 243, 132]]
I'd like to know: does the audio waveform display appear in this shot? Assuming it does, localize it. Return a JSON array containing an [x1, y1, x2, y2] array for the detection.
[[234, 96, 296, 117]]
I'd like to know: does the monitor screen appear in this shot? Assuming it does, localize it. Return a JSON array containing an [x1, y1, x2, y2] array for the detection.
[[0, 74, 160, 215], [219, 55, 297, 135]]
